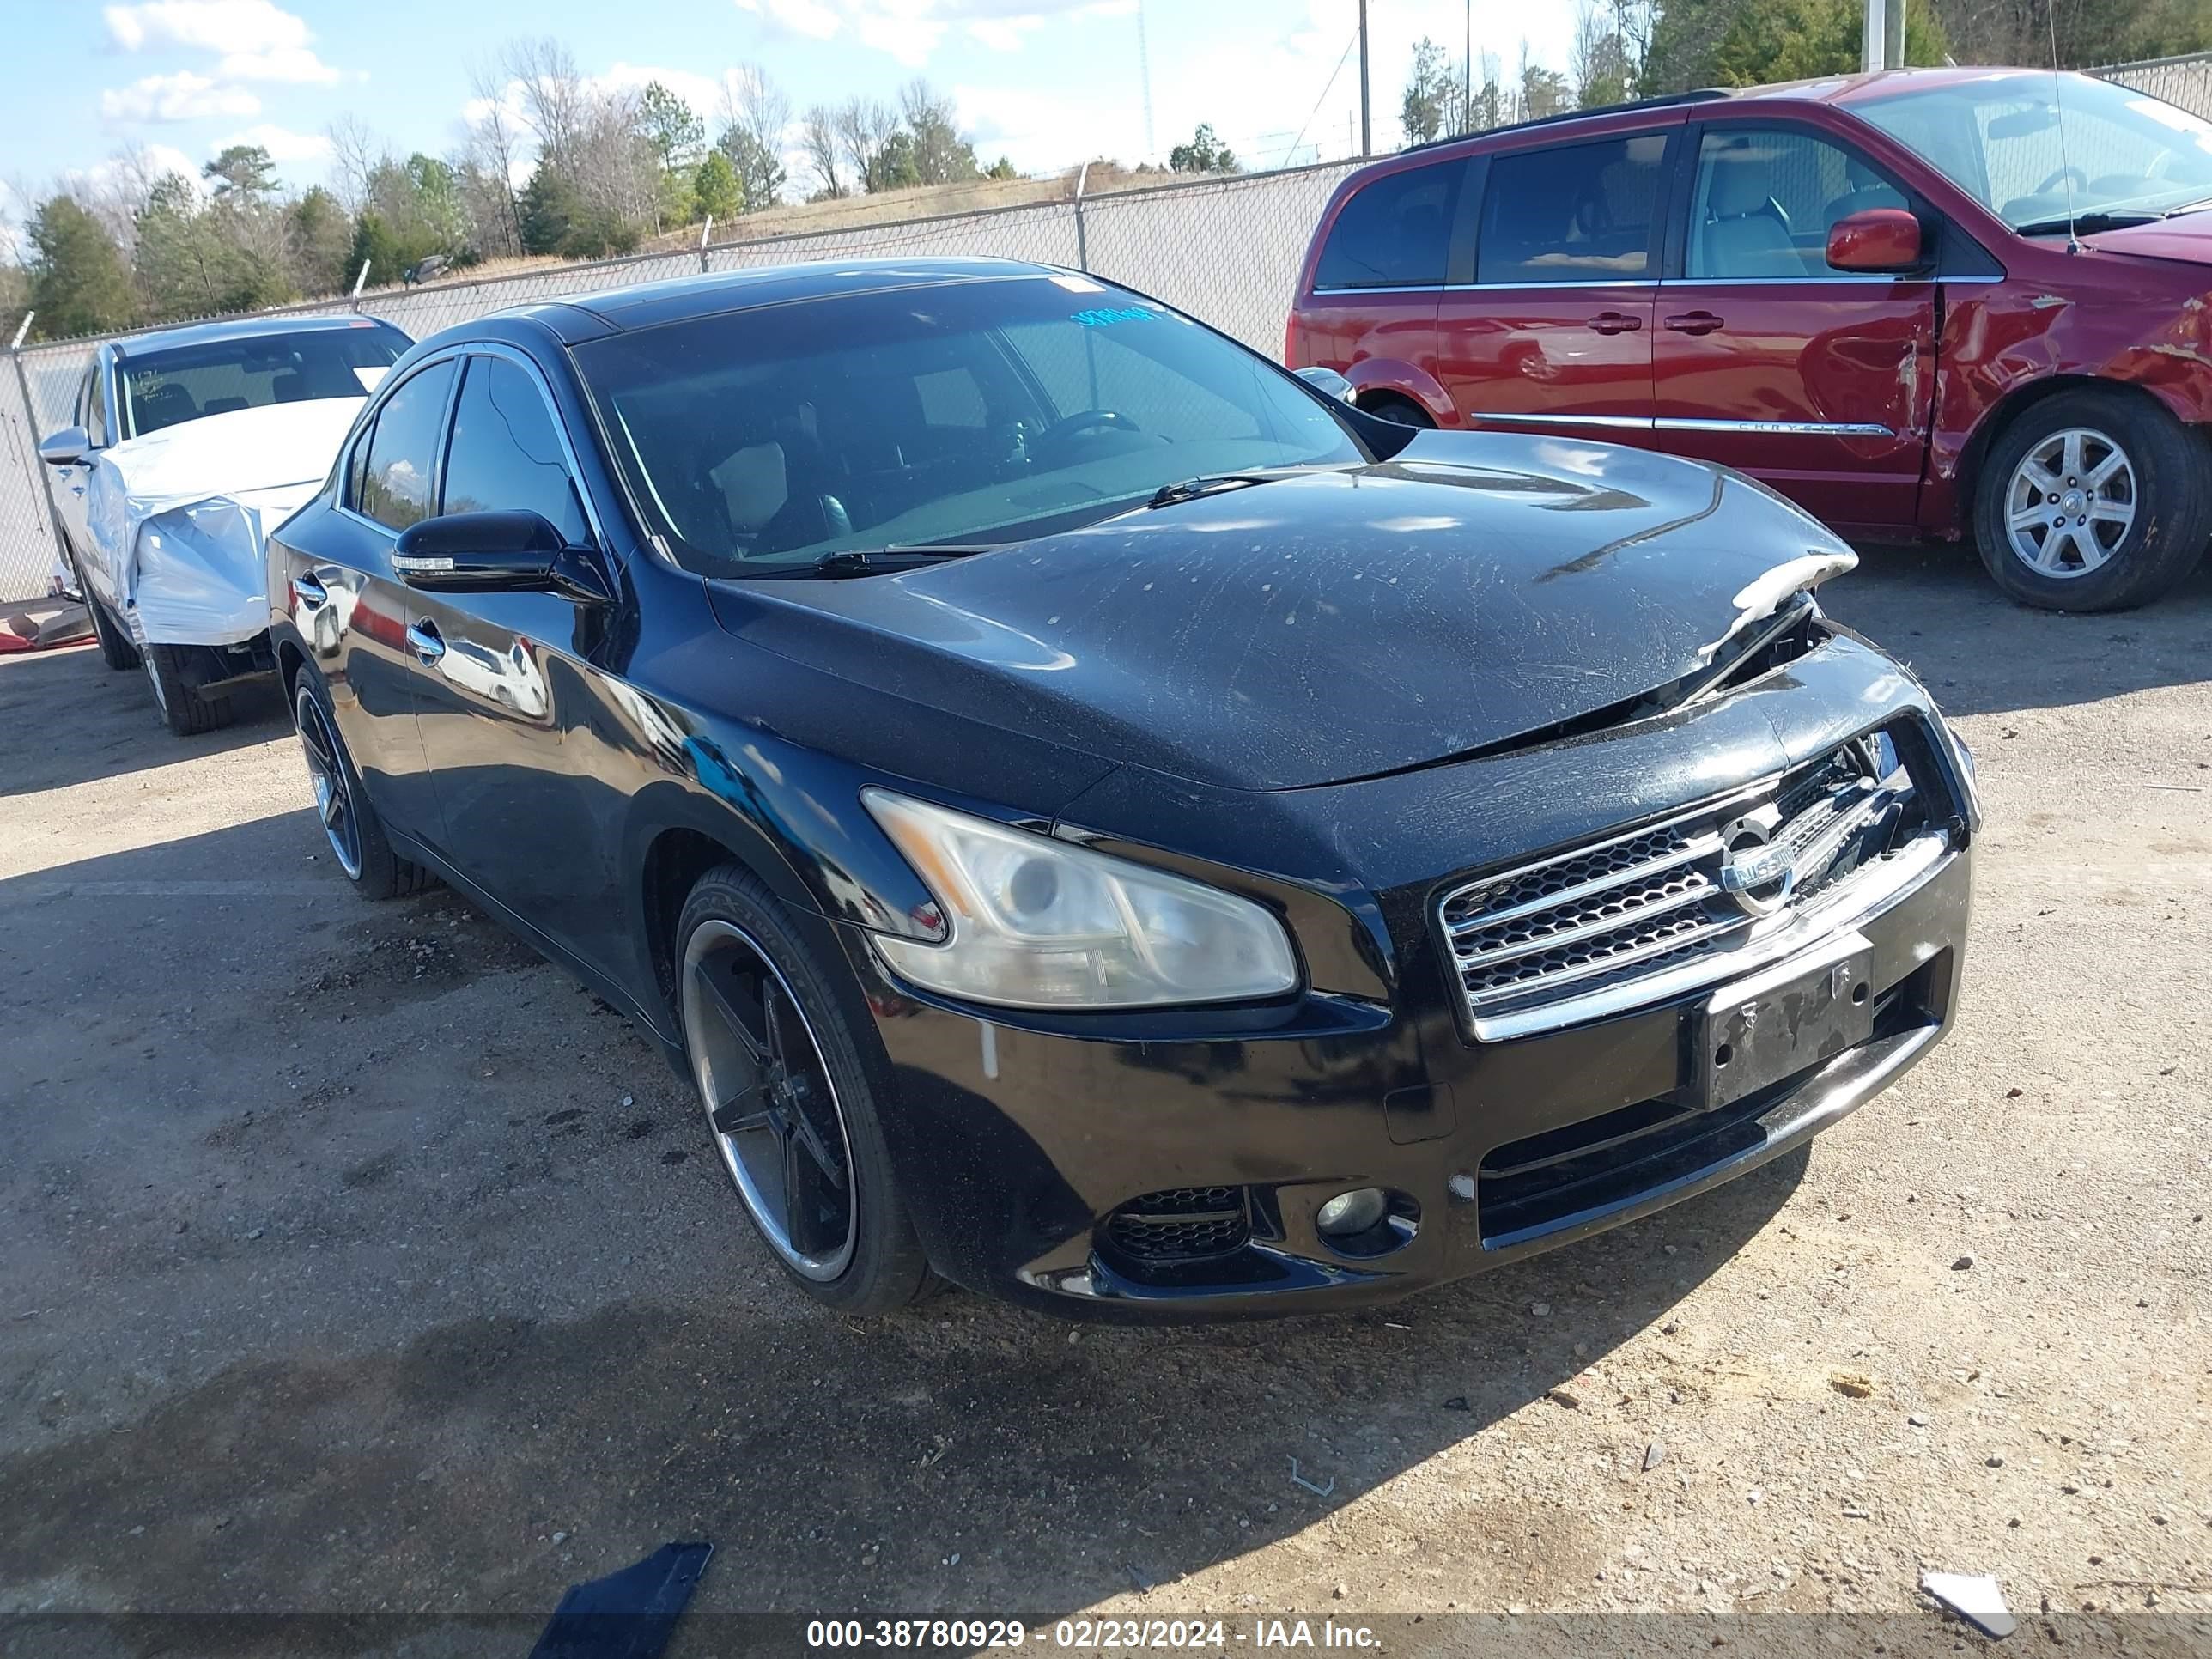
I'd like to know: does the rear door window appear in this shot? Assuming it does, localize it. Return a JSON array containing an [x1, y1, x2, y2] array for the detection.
[[1316, 161, 1462, 289], [1478, 134, 1668, 283], [356, 359, 458, 533]]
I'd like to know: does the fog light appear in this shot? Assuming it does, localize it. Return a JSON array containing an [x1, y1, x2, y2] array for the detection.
[[1315, 1187, 1389, 1238]]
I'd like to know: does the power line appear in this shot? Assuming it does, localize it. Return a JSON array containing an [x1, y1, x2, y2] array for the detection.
[[1287, 21, 1361, 168]]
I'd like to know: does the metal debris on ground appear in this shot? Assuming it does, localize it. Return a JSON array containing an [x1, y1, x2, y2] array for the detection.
[[1287, 1456, 1334, 1498], [1922, 1570, 2017, 1639]]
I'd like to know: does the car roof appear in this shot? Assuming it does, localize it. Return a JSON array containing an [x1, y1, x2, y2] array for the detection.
[[1384, 65, 2083, 162], [493, 256, 1068, 337], [109, 313, 403, 362]]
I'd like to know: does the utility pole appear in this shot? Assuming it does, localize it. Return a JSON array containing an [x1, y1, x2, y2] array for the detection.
[[1358, 0, 1371, 155], [1137, 0, 1156, 161], [1885, 0, 1907, 65], [1462, 0, 1472, 135], [1862, 0, 1887, 72]]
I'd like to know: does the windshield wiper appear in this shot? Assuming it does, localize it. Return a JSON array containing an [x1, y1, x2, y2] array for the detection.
[[799, 543, 1003, 577], [2013, 206, 2164, 236], [1146, 471, 1293, 510]]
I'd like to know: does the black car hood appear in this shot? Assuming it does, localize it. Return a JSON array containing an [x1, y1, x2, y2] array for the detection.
[[706, 431, 1856, 793]]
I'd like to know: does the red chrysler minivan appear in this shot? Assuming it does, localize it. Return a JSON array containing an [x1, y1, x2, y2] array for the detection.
[[1289, 68, 2212, 611]]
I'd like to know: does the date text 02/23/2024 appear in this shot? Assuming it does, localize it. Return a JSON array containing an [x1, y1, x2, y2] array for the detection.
[[805, 1617, 1383, 1649]]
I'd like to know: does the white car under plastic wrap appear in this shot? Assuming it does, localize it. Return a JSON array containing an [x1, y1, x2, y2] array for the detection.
[[84, 399, 362, 648]]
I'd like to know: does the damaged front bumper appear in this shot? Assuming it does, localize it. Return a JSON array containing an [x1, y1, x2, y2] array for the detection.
[[836, 631, 1978, 1321]]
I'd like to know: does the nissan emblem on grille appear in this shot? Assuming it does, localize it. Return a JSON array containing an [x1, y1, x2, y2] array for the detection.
[[1436, 738, 1940, 1041], [1717, 816, 1796, 917]]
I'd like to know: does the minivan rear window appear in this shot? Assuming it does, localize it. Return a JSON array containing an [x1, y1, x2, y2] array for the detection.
[[1477, 134, 1668, 284], [1315, 161, 1462, 289]]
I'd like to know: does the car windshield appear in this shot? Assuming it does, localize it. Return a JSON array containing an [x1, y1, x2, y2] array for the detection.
[[120, 325, 404, 439], [1856, 70, 2212, 232], [572, 273, 1368, 573]]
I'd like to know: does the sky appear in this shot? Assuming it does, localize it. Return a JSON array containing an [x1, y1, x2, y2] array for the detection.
[[0, 0, 1585, 246]]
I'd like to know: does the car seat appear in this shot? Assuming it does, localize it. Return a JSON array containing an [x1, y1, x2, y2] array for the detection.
[[1702, 148, 1802, 277]]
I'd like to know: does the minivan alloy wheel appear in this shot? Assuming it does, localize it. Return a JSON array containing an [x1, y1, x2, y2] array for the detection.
[[682, 919, 858, 1280], [2002, 426, 2136, 579], [292, 682, 362, 878]]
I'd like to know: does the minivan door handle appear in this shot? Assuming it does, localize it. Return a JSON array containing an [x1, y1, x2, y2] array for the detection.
[[1663, 311, 1726, 336], [405, 618, 446, 665], [1586, 311, 1643, 335]]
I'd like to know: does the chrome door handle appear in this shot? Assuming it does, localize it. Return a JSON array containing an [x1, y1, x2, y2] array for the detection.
[[405, 618, 446, 665], [290, 573, 328, 610], [1663, 312, 1725, 336], [1587, 311, 1643, 335]]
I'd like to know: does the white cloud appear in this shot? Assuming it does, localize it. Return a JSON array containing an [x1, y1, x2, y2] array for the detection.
[[100, 71, 261, 123], [734, 0, 843, 41], [217, 122, 331, 163], [105, 0, 339, 82], [968, 15, 1042, 52], [216, 45, 338, 83]]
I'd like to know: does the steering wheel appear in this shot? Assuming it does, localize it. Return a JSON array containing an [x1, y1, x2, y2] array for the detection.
[[1035, 410, 1141, 448], [2035, 164, 2087, 195]]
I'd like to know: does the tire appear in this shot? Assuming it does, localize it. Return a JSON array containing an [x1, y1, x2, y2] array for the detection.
[[1359, 392, 1435, 429], [68, 546, 140, 672], [142, 643, 234, 736], [676, 863, 934, 1314], [1972, 388, 2212, 612], [289, 674, 434, 901]]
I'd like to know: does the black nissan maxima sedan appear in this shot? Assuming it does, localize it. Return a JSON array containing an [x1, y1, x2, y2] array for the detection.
[[266, 258, 1977, 1319]]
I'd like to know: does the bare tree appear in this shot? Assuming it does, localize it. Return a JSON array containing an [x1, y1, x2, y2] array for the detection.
[[722, 63, 791, 161], [503, 36, 587, 177], [799, 102, 846, 198], [832, 96, 896, 192], [1571, 3, 1634, 110], [461, 58, 526, 257], [65, 143, 169, 258], [326, 115, 383, 215]]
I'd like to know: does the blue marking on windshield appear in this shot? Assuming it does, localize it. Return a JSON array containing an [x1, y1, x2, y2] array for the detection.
[[1072, 305, 1156, 328]]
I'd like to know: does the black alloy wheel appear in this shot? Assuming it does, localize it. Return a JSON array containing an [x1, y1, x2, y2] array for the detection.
[[676, 866, 933, 1311]]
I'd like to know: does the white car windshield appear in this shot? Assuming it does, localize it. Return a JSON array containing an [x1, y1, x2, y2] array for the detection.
[[1856, 71, 2212, 233], [574, 273, 1368, 574], [119, 325, 404, 439]]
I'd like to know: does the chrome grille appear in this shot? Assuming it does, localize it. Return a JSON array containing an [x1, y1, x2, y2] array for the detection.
[[1440, 744, 1923, 1037]]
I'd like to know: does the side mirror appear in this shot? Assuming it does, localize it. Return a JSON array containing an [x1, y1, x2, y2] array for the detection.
[[392, 511, 611, 604], [1826, 208, 1924, 273], [39, 427, 90, 468], [1295, 364, 1356, 403]]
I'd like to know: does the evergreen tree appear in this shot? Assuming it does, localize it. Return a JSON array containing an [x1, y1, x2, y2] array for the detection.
[[27, 195, 137, 338], [692, 150, 744, 222]]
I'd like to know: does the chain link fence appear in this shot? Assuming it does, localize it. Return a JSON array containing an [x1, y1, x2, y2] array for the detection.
[[0, 156, 1363, 603], [7, 48, 2211, 604]]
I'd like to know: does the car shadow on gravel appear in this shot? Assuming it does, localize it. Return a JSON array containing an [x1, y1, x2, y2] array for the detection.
[[0, 1095, 1804, 1630], [0, 636, 289, 799], [1830, 540, 2212, 718]]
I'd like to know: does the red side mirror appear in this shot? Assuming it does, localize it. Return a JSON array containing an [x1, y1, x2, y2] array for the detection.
[[1826, 208, 1924, 273]]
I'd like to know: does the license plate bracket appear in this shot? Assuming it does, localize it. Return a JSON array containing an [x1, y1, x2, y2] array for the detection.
[[1691, 931, 1875, 1112]]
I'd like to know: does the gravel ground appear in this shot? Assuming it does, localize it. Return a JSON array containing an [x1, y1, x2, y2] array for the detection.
[[0, 545, 2207, 1655]]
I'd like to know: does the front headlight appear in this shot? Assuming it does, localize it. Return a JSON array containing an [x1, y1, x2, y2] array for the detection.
[[861, 789, 1300, 1010]]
